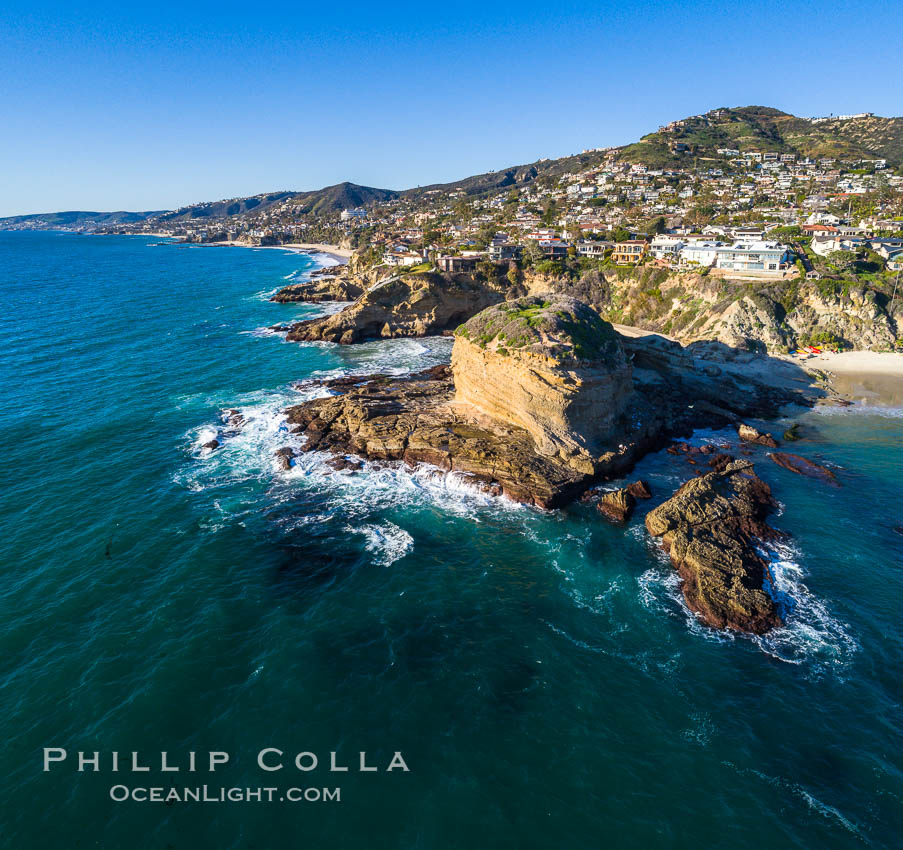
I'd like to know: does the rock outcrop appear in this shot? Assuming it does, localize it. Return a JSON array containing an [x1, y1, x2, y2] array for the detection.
[[274, 447, 296, 470], [282, 296, 811, 508], [285, 272, 507, 344], [284, 366, 597, 507], [645, 460, 783, 634], [452, 296, 632, 472], [737, 423, 779, 448], [597, 488, 636, 522], [271, 277, 364, 303]]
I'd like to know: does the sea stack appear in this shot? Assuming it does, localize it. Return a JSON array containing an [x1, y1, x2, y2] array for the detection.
[[451, 295, 632, 474], [645, 460, 783, 634]]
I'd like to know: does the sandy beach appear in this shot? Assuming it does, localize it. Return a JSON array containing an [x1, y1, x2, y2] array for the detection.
[[195, 239, 352, 263], [783, 350, 903, 406], [784, 349, 903, 376]]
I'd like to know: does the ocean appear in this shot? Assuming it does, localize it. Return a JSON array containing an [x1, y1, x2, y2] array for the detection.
[[1, 231, 901, 848]]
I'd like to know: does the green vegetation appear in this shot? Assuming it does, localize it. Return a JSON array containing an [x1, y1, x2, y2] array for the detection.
[[456, 297, 622, 363]]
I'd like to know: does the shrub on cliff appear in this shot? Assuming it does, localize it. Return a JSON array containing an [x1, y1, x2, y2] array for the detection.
[[456, 296, 624, 365]]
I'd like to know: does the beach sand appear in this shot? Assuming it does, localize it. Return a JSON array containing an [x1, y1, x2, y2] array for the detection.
[[199, 240, 352, 262], [784, 351, 903, 406], [616, 323, 902, 406]]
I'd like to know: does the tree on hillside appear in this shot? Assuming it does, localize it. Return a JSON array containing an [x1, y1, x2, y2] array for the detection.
[[826, 250, 858, 271]]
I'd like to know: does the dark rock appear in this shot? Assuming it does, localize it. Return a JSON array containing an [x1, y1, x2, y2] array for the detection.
[[737, 423, 779, 448], [203, 439, 220, 450], [274, 446, 296, 470], [597, 488, 636, 522], [769, 452, 839, 486], [325, 456, 363, 472], [708, 453, 736, 473], [645, 460, 782, 634], [626, 480, 652, 500]]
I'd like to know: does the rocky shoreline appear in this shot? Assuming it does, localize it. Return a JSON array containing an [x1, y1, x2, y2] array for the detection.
[[262, 257, 862, 636]]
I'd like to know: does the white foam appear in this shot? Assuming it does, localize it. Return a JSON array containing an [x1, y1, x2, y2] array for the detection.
[[355, 522, 414, 566], [753, 540, 859, 673], [723, 761, 863, 837], [635, 538, 858, 673], [812, 403, 903, 419]]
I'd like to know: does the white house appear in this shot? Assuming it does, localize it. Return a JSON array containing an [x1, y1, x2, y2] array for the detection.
[[715, 241, 792, 274], [649, 235, 685, 260], [679, 242, 724, 268]]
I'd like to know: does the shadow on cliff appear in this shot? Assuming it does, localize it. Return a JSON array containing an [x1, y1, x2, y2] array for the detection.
[[622, 332, 827, 419]]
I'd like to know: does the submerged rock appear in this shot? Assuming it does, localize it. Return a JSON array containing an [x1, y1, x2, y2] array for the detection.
[[202, 439, 220, 450], [783, 423, 802, 442], [645, 460, 782, 634], [325, 456, 363, 472], [769, 452, 839, 486]]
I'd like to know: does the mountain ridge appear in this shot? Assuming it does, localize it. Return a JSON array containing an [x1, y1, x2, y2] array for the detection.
[[3, 106, 900, 228]]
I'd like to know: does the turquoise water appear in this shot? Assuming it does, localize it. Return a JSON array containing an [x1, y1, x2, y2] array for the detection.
[[1, 231, 902, 848]]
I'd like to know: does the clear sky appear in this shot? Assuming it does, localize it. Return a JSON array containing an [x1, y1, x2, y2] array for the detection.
[[1, 0, 899, 217]]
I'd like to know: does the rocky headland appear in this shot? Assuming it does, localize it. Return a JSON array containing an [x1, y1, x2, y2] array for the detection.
[[283, 295, 809, 505], [273, 269, 840, 635], [284, 271, 508, 344]]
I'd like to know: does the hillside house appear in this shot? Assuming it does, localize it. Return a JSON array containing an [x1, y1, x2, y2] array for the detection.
[[612, 240, 647, 264]]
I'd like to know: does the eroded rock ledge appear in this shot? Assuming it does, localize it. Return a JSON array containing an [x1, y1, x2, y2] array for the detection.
[[284, 272, 507, 344]]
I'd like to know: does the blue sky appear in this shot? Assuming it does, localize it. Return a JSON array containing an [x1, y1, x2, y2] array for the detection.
[[1, 0, 899, 216]]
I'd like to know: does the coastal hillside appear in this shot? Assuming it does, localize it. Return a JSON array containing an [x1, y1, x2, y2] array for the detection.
[[0, 209, 164, 229], [620, 106, 903, 168], [154, 183, 398, 223], [4, 105, 902, 230]]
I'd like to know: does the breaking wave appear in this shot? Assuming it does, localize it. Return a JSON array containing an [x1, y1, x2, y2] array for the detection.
[[636, 538, 858, 674]]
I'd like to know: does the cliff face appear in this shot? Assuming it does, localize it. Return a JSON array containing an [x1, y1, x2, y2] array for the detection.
[[536, 268, 901, 353], [451, 296, 632, 472], [285, 271, 507, 344]]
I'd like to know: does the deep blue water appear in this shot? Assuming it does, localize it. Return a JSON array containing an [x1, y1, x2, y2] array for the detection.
[[1, 231, 902, 848]]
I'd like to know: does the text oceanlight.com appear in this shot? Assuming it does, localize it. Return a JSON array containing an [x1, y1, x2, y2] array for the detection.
[[109, 785, 340, 803]]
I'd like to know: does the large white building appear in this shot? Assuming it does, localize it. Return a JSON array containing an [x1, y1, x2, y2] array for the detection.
[[679, 242, 724, 267], [340, 208, 368, 222], [714, 241, 791, 274]]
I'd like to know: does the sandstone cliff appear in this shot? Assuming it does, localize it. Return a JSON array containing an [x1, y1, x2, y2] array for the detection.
[[285, 271, 508, 344], [534, 267, 901, 353], [452, 296, 632, 472], [283, 299, 811, 509]]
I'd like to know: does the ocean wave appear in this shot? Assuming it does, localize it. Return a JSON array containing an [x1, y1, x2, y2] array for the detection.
[[179, 333, 506, 525], [812, 403, 903, 419], [636, 539, 858, 673], [723, 761, 863, 837], [753, 539, 859, 673]]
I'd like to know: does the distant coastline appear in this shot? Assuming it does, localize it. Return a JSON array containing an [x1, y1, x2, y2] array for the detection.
[[196, 239, 352, 265]]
